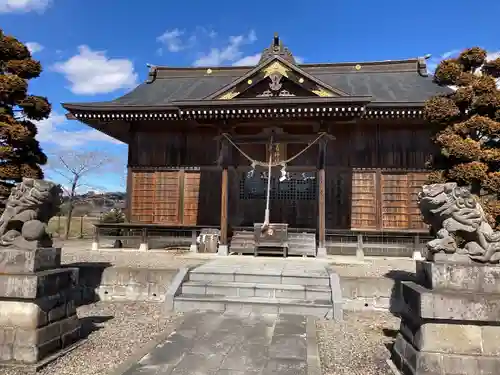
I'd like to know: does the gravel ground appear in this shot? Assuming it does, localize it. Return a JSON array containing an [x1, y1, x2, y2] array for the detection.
[[3, 303, 182, 375], [316, 311, 400, 375]]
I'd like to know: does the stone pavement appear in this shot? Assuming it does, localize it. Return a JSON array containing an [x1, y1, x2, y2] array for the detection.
[[119, 311, 321, 375]]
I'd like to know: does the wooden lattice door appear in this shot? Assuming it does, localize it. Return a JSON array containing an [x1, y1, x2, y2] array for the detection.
[[130, 170, 201, 225], [154, 172, 181, 224], [131, 171, 155, 223], [380, 171, 428, 230], [350, 171, 377, 229], [182, 172, 200, 225]]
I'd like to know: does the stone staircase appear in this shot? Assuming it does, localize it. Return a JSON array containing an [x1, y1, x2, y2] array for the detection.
[[173, 258, 343, 319], [229, 230, 317, 257]]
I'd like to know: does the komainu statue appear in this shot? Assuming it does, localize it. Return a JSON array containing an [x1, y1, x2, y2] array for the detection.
[[418, 182, 500, 263], [0, 178, 62, 250]]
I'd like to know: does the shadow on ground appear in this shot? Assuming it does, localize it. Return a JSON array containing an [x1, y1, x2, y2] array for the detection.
[[79, 315, 114, 339], [382, 269, 416, 358], [384, 269, 416, 317], [63, 262, 112, 306]]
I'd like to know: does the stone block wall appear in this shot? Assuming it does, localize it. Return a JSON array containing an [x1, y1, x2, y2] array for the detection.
[[69, 264, 177, 304], [0, 248, 81, 366], [392, 261, 500, 375]]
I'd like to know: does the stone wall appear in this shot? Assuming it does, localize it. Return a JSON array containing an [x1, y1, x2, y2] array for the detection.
[[340, 274, 410, 313], [67, 264, 177, 304], [69, 263, 407, 312]]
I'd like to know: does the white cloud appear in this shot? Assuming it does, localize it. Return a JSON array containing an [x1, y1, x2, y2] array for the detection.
[[35, 112, 124, 149], [233, 53, 261, 66], [25, 41, 44, 54], [52, 45, 138, 95], [0, 0, 51, 13], [193, 30, 257, 67], [233, 53, 305, 66], [428, 49, 500, 89], [426, 49, 500, 75], [485, 51, 500, 88], [156, 27, 220, 55], [487, 51, 500, 61], [157, 29, 186, 53], [426, 49, 461, 74]]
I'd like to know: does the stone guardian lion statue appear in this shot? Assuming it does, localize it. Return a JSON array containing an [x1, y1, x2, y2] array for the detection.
[[418, 182, 500, 263], [0, 178, 62, 250]]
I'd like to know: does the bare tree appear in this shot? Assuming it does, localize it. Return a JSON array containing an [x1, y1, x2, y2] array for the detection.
[[47, 150, 122, 239]]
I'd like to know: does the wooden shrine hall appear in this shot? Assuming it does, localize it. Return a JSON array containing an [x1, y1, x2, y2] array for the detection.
[[63, 34, 451, 257]]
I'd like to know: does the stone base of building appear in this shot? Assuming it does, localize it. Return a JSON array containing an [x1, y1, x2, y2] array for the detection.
[[392, 332, 499, 375], [391, 260, 500, 375], [0, 247, 82, 367]]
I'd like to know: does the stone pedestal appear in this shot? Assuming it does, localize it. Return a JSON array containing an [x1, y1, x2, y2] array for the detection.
[[0, 247, 81, 368], [391, 260, 500, 375]]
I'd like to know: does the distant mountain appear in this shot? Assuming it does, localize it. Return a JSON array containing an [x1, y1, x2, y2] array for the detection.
[[60, 191, 126, 217]]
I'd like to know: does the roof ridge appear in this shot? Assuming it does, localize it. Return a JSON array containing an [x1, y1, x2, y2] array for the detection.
[[150, 57, 422, 71]]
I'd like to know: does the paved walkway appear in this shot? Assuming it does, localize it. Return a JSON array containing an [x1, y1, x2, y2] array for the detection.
[[120, 312, 321, 375]]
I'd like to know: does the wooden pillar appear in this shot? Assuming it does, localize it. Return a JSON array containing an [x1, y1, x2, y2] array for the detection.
[[91, 225, 99, 251], [139, 227, 148, 251], [125, 127, 134, 223], [218, 138, 230, 256], [125, 166, 133, 222], [317, 138, 327, 258]]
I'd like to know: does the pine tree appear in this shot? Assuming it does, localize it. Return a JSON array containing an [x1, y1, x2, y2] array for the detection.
[[424, 47, 500, 227], [0, 29, 50, 211]]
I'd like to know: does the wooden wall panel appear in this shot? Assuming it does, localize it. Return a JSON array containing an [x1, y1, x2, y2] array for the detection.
[[197, 170, 221, 226], [182, 172, 200, 225], [378, 126, 435, 169], [350, 172, 377, 229], [235, 144, 267, 166], [131, 172, 155, 223], [129, 132, 218, 167], [184, 135, 219, 166], [325, 168, 352, 229], [325, 125, 378, 168], [381, 173, 409, 229], [154, 172, 181, 224], [287, 143, 318, 166]]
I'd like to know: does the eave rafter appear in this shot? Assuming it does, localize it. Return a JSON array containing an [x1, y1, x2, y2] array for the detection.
[[68, 104, 424, 122]]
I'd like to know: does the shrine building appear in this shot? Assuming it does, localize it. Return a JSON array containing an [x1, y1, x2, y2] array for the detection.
[[62, 34, 451, 257]]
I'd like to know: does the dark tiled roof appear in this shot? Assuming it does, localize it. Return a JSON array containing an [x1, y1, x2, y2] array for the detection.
[[64, 58, 452, 109]]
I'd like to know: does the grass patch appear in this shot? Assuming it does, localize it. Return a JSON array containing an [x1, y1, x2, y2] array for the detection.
[[48, 216, 98, 239]]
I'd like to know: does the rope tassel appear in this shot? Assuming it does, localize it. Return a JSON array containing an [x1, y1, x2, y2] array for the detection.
[[261, 135, 273, 233]]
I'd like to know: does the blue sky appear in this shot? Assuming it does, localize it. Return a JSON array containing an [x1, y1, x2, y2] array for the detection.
[[1, 0, 498, 193]]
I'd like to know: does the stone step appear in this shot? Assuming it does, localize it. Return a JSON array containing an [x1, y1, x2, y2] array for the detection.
[[188, 270, 330, 286], [181, 280, 332, 300], [174, 294, 334, 318]]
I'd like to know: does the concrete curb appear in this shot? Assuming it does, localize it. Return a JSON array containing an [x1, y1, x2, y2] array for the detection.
[[164, 267, 191, 312], [306, 317, 322, 375], [386, 358, 403, 375]]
